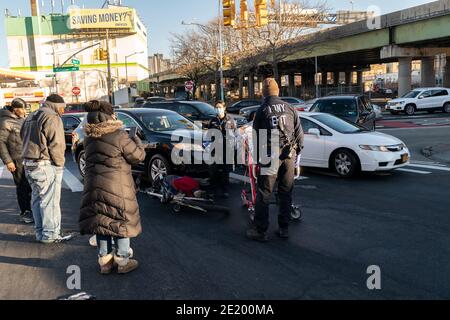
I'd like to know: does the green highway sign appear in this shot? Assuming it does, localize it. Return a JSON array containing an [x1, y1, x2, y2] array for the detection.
[[72, 59, 80, 65], [53, 66, 79, 72]]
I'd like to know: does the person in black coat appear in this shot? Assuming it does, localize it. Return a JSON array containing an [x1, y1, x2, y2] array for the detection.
[[79, 100, 146, 274], [0, 99, 33, 224]]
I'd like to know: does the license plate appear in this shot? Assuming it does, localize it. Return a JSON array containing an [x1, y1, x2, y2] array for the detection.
[[401, 154, 409, 163]]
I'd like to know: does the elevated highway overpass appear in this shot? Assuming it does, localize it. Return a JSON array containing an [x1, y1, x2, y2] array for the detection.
[[151, 0, 450, 99]]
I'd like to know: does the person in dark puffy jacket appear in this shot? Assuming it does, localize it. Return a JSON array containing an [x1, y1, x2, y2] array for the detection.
[[0, 99, 33, 224], [79, 100, 146, 275]]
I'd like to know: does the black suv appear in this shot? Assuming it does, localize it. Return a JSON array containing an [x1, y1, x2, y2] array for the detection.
[[72, 108, 209, 182], [310, 95, 377, 131], [227, 99, 262, 114]]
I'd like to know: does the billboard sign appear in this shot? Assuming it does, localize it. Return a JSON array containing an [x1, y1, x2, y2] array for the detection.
[[69, 8, 134, 30]]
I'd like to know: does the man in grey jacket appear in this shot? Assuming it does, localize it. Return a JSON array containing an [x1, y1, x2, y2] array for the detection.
[[0, 99, 33, 224], [21, 94, 69, 243]]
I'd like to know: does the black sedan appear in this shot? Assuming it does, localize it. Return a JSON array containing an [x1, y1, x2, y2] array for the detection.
[[61, 113, 85, 146], [309, 95, 377, 131], [72, 108, 209, 182]]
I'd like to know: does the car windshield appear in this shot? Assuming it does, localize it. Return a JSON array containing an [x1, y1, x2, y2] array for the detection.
[[138, 112, 198, 132], [401, 91, 421, 98], [310, 99, 357, 117], [310, 114, 367, 134], [189, 102, 218, 116]]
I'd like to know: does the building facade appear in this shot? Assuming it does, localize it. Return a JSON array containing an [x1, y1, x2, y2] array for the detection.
[[5, 3, 149, 103]]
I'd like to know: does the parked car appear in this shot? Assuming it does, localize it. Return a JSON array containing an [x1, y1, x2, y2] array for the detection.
[[146, 96, 167, 103], [297, 112, 410, 177], [227, 99, 262, 114], [134, 97, 146, 108], [64, 103, 85, 114], [239, 97, 307, 121], [309, 95, 377, 131], [72, 108, 209, 182], [61, 113, 85, 146], [385, 87, 450, 115]]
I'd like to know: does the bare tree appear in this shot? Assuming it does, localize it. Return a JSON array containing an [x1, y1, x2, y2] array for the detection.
[[245, 0, 329, 84]]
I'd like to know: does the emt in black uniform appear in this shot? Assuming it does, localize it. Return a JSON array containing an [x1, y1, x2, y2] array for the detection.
[[247, 78, 304, 242]]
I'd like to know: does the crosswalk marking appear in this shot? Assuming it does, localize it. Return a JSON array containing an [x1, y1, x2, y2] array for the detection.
[[396, 168, 432, 175], [406, 163, 450, 172], [63, 168, 84, 193], [0, 166, 4, 179]]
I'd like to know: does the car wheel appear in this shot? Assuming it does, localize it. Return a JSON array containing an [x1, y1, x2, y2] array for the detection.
[[443, 102, 450, 113], [148, 154, 171, 184], [404, 104, 416, 116], [77, 150, 86, 178], [332, 149, 359, 178]]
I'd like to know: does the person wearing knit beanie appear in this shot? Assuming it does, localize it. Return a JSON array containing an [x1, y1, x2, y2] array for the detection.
[[262, 78, 280, 97]]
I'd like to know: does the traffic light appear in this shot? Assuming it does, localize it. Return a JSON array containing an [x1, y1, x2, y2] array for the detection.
[[100, 49, 108, 61], [223, 56, 231, 68], [94, 48, 102, 60], [255, 0, 268, 27], [223, 0, 236, 27], [240, 0, 248, 28]]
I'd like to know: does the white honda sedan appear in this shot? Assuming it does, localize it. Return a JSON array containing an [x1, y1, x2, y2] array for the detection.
[[300, 113, 410, 177]]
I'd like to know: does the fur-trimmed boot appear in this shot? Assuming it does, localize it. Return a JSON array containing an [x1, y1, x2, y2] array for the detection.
[[98, 254, 114, 275], [114, 255, 139, 274]]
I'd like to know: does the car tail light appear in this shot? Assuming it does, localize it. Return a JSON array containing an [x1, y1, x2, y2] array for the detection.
[[297, 107, 305, 112]]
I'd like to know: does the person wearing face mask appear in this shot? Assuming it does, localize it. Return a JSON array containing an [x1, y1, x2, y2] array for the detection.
[[0, 99, 33, 224], [207, 101, 237, 198], [21, 94, 70, 244]]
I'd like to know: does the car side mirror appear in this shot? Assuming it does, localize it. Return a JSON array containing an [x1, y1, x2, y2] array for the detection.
[[418, 96, 424, 99], [308, 128, 321, 137]]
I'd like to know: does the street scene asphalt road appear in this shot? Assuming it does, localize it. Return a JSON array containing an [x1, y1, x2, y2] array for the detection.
[[1, 113, 450, 300]]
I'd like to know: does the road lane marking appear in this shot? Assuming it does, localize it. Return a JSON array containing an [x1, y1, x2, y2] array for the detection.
[[406, 164, 450, 172], [396, 168, 431, 174], [0, 166, 4, 179], [63, 168, 84, 192]]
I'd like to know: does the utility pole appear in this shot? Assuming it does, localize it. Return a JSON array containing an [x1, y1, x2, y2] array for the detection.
[[106, 29, 114, 105], [218, 0, 224, 102]]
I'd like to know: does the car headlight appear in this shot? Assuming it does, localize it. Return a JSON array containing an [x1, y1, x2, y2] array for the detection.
[[359, 144, 405, 152], [389, 101, 405, 106], [359, 145, 390, 152], [172, 142, 204, 152]]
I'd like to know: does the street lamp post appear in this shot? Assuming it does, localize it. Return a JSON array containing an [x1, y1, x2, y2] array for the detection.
[[125, 51, 144, 107]]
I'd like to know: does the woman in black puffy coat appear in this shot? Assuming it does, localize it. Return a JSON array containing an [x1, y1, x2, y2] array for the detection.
[[79, 100, 145, 275]]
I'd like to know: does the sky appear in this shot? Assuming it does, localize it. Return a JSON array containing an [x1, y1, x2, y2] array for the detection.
[[0, 0, 437, 67]]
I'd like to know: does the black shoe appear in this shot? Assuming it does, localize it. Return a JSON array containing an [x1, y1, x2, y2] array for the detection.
[[277, 228, 289, 239], [246, 228, 269, 242], [20, 211, 34, 224]]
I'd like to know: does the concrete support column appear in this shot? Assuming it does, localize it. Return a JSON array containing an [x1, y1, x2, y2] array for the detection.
[[248, 72, 255, 99], [345, 71, 352, 86], [356, 71, 363, 87], [238, 73, 244, 99], [288, 73, 296, 97], [444, 56, 450, 88], [398, 57, 412, 97], [333, 71, 340, 86], [302, 72, 315, 88], [421, 56, 435, 87], [321, 72, 327, 86]]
